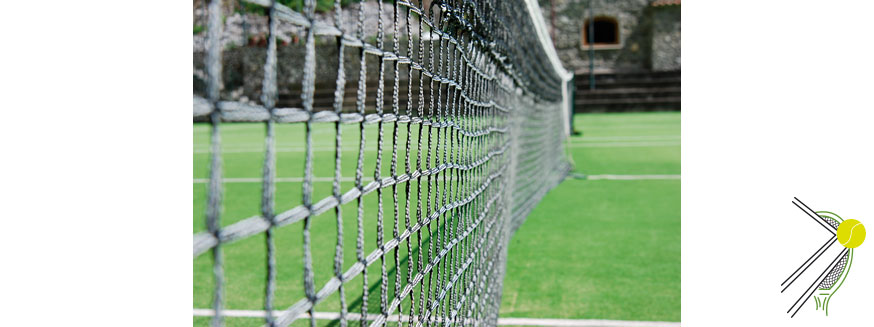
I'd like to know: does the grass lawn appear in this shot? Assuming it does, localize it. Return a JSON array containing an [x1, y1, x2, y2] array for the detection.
[[499, 112, 680, 322], [193, 112, 680, 325]]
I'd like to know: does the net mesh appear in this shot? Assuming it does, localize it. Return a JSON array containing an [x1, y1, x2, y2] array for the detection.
[[193, 0, 572, 326]]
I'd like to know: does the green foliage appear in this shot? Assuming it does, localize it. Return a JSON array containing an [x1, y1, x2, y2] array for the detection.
[[239, 2, 268, 15], [279, 0, 358, 12], [238, 0, 363, 14], [193, 25, 205, 35]]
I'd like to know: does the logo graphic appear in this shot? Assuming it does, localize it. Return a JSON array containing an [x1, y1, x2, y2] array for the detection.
[[781, 197, 865, 317]]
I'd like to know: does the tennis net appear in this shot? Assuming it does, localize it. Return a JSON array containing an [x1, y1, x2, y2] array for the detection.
[[193, 0, 573, 326]]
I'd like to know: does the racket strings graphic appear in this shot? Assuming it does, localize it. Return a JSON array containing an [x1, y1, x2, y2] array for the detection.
[[818, 252, 848, 290], [811, 212, 853, 316]]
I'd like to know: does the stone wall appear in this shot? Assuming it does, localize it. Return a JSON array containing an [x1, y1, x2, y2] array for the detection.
[[195, 0, 682, 103], [541, 0, 680, 73], [650, 5, 680, 71], [193, 2, 427, 105], [193, 2, 410, 53], [194, 38, 432, 105], [544, 0, 652, 73]]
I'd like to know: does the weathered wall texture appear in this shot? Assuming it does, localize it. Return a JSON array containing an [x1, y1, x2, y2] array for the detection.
[[541, 0, 679, 73], [193, 2, 424, 104], [650, 5, 680, 71], [194, 0, 681, 103], [194, 38, 435, 106]]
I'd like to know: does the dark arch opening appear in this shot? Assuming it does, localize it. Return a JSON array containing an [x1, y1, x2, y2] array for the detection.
[[583, 17, 619, 45]]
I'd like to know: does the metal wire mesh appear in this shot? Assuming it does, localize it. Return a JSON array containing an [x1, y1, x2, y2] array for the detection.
[[193, 0, 573, 326]]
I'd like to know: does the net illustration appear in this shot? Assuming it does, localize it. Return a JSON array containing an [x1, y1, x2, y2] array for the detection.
[[193, 0, 574, 326]]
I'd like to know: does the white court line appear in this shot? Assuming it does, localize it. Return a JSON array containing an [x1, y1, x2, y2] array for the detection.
[[578, 124, 679, 130], [193, 147, 378, 154], [192, 141, 680, 153], [194, 175, 680, 183], [192, 309, 680, 327], [586, 174, 680, 180], [194, 135, 680, 149], [193, 177, 356, 183], [567, 141, 679, 148], [191, 136, 681, 153], [570, 135, 679, 141], [499, 317, 680, 327]]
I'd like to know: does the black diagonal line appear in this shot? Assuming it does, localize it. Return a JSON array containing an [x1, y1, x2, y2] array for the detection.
[[793, 201, 835, 235], [794, 197, 836, 233], [781, 235, 836, 286], [788, 248, 848, 317], [781, 237, 836, 292]]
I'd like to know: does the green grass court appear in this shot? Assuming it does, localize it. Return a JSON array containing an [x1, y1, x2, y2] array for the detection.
[[193, 112, 680, 326]]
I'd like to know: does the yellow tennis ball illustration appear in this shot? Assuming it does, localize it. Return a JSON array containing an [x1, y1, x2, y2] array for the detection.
[[837, 219, 865, 248]]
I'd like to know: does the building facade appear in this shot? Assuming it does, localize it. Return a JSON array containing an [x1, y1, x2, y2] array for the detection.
[[543, 0, 680, 73]]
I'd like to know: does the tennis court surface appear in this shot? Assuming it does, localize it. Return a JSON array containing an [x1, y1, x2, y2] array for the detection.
[[193, 0, 677, 325], [194, 111, 680, 326], [499, 112, 680, 322]]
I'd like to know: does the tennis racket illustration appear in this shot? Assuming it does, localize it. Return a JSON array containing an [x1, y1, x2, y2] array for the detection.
[[781, 198, 864, 318]]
